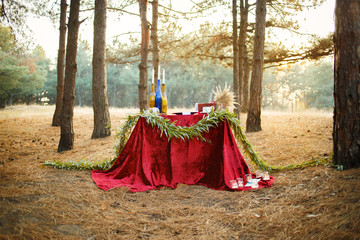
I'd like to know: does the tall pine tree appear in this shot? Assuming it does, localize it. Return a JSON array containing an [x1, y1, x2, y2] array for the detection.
[[333, 0, 360, 169], [58, 0, 80, 152], [92, 0, 111, 139]]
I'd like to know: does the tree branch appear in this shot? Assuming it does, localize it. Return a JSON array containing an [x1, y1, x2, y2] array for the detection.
[[1, 0, 10, 23], [107, 7, 140, 17]]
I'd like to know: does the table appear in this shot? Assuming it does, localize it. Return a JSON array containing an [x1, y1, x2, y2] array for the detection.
[[91, 113, 274, 192]]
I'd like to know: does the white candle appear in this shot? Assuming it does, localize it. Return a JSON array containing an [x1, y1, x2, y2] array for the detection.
[[158, 65, 161, 80], [163, 69, 165, 84], [152, 68, 154, 84]]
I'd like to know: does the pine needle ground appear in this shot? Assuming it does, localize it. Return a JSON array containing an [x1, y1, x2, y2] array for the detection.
[[0, 105, 359, 239]]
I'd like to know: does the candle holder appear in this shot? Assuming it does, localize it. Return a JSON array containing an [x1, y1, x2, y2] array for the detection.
[[262, 171, 270, 180], [230, 180, 239, 189], [251, 180, 259, 189], [236, 178, 244, 187]]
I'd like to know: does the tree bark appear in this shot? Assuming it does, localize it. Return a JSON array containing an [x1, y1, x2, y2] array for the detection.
[[232, 0, 240, 117], [238, 0, 249, 112], [91, 0, 111, 139], [246, 0, 266, 132], [57, 0, 80, 152], [151, 0, 159, 87], [52, 0, 67, 126], [243, 44, 250, 112], [138, 0, 149, 111], [333, 0, 360, 169]]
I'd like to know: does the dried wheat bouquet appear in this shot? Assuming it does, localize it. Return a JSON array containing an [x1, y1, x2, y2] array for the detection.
[[213, 83, 238, 113]]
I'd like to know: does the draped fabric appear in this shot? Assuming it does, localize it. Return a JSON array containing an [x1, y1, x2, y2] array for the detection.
[[91, 114, 274, 192]]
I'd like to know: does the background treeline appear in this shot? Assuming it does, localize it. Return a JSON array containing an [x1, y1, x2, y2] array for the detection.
[[1, 0, 335, 112], [0, 25, 50, 108], [1, 23, 333, 111]]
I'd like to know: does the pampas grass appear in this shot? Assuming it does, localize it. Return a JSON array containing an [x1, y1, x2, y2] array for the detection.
[[213, 83, 238, 113]]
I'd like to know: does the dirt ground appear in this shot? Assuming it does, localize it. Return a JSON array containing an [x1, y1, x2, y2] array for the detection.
[[0, 105, 359, 240]]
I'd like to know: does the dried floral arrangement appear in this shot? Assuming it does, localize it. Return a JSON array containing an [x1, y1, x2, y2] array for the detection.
[[213, 83, 238, 112]]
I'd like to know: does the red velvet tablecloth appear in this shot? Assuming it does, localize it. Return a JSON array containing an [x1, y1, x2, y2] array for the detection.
[[91, 114, 274, 192]]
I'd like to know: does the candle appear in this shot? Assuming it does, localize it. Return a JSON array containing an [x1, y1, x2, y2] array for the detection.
[[163, 69, 165, 84], [158, 65, 161, 80], [230, 180, 238, 189], [152, 68, 154, 84]]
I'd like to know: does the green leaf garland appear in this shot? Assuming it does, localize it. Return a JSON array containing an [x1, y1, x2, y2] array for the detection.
[[43, 109, 332, 171]]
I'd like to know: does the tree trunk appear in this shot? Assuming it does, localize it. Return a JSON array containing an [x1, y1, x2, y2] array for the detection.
[[333, 0, 360, 169], [52, 0, 67, 126], [91, 0, 111, 139], [232, 0, 240, 117], [246, 0, 266, 132], [151, 0, 159, 87], [57, 0, 80, 152], [239, 0, 249, 112], [243, 44, 250, 112], [138, 0, 149, 111]]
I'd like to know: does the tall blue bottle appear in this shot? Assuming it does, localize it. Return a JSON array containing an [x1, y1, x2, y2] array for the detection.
[[155, 79, 163, 113]]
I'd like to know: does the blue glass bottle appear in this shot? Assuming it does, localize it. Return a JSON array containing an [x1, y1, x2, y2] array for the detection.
[[155, 79, 163, 113]]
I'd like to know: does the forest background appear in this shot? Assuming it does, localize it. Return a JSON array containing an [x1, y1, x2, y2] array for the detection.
[[0, 0, 334, 111]]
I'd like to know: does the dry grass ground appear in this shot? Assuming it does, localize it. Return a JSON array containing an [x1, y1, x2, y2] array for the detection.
[[0, 105, 359, 240]]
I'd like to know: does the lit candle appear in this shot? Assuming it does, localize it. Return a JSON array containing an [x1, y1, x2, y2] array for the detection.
[[163, 69, 165, 84]]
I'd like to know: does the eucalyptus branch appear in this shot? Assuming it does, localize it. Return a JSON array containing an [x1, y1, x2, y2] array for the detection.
[[44, 110, 332, 171]]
